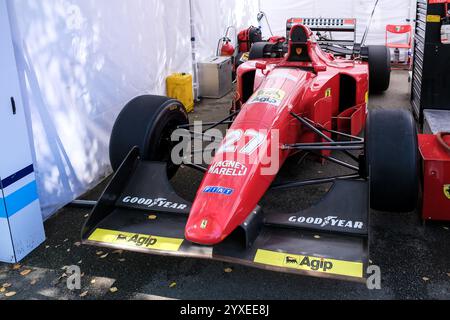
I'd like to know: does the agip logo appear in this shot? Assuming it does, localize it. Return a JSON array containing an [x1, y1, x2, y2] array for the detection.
[[284, 255, 334, 272], [248, 88, 286, 107]]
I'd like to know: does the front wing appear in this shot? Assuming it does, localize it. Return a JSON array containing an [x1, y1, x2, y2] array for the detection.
[[82, 148, 369, 283]]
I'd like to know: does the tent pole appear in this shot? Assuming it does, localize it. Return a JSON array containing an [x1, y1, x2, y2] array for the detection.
[[189, 0, 200, 102]]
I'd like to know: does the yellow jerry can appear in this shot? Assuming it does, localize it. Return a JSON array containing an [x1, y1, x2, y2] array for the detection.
[[166, 73, 194, 113]]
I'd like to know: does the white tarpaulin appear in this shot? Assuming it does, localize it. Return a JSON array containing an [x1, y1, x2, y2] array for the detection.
[[6, 0, 259, 219], [191, 0, 259, 61], [7, 0, 193, 219], [5, 0, 414, 219], [259, 0, 416, 45]]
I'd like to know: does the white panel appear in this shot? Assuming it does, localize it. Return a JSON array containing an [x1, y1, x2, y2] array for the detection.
[[7, 0, 193, 219], [0, 219, 16, 263], [8, 201, 45, 262], [0, 1, 34, 178], [1, 0, 44, 264]]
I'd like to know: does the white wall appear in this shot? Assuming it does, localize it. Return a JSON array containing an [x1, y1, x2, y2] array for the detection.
[[192, 0, 259, 61]]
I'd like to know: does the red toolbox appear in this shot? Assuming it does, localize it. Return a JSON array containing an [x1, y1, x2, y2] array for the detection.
[[419, 133, 450, 221]]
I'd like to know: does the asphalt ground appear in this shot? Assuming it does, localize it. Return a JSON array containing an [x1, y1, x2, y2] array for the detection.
[[1, 71, 449, 300]]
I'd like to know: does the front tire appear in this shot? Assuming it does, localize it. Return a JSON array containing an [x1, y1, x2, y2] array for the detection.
[[366, 109, 419, 212], [109, 95, 189, 178]]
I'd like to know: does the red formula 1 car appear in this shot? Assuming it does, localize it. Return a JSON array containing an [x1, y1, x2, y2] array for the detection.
[[82, 21, 419, 282]]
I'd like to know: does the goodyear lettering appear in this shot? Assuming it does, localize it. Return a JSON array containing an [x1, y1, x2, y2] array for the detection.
[[122, 196, 188, 211]]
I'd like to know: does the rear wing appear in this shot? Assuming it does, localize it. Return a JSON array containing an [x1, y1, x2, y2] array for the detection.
[[286, 18, 358, 55]]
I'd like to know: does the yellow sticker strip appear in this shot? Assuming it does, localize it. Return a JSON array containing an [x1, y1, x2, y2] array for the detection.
[[254, 249, 364, 278], [427, 15, 441, 23], [88, 229, 183, 252]]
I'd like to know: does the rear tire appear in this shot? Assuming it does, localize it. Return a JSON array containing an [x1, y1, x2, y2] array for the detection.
[[109, 95, 189, 178], [368, 45, 391, 93], [249, 42, 273, 60], [366, 109, 419, 212]]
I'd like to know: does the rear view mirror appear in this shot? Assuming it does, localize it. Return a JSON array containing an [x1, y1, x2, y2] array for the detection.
[[255, 62, 267, 70], [314, 64, 327, 73]]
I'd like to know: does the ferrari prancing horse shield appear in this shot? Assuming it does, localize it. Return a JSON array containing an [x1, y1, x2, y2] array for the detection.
[[444, 185, 450, 200]]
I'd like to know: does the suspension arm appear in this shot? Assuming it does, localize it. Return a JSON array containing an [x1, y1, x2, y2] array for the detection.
[[270, 174, 362, 190], [290, 113, 361, 162]]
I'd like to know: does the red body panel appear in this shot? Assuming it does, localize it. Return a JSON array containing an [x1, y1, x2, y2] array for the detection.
[[419, 134, 450, 221], [185, 26, 369, 245]]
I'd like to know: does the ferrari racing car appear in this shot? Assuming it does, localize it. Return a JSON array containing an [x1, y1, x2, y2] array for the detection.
[[81, 21, 419, 282]]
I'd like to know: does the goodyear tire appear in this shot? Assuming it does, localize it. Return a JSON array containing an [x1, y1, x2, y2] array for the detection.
[[368, 45, 391, 93], [366, 109, 419, 212], [109, 95, 189, 178]]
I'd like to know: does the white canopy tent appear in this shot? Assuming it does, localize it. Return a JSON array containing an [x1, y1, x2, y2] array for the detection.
[[5, 0, 416, 219], [258, 0, 417, 45]]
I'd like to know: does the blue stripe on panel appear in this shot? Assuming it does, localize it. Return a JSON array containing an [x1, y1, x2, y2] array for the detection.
[[1, 165, 34, 189], [3, 181, 39, 218]]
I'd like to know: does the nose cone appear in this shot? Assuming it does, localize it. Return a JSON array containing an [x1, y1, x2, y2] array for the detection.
[[185, 216, 226, 246]]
